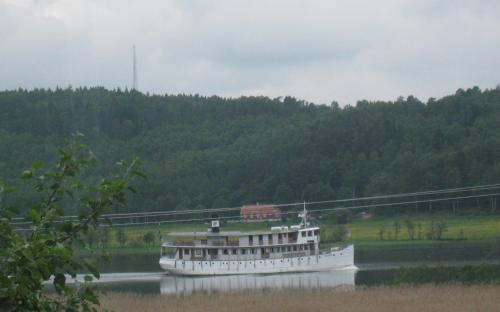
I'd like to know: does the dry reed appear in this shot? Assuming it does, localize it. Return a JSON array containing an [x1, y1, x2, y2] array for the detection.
[[100, 284, 500, 312]]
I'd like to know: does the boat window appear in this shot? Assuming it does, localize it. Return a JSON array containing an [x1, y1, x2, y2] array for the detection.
[[278, 233, 282, 239], [299, 245, 303, 251], [251, 249, 255, 254], [249, 235, 253, 244], [314, 230, 319, 236], [284, 233, 287, 237], [184, 249, 190, 254], [308, 231, 312, 237], [162, 247, 176, 257], [268, 234, 273, 241], [195, 249, 202, 256], [287, 246, 291, 252], [301, 231, 306, 237], [241, 249, 247, 255], [232, 249, 237, 255], [271, 247, 274, 253], [223, 249, 228, 255], [304, 245, 309, 250], [293, 246, 297, 251], [281, 247, 286, 252]]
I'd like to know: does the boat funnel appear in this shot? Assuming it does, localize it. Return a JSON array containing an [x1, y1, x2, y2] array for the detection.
[[211, 215, 220, 233]]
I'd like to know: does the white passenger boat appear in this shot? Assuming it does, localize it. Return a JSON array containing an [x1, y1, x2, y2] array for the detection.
[[159, 207, 355, 275]]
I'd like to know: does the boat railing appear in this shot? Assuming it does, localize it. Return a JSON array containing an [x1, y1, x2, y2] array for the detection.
[[210, 241, 225, 246], [162, 240, 195, 247], [176, 240, 194, 246]]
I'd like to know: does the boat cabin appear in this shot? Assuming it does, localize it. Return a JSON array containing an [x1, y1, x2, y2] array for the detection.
[[161, 220, 321, 262]]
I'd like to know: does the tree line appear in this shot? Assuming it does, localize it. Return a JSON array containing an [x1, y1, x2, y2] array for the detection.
[[1, 86, 500, 216]]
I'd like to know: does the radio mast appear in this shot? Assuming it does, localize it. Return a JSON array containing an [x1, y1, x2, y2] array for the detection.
[[132, 45, 138, 90]]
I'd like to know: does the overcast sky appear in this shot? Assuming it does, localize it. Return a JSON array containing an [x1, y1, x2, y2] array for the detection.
[[1, 0, 499, 105]]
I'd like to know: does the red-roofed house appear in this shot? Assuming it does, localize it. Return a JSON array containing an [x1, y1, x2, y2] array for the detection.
[[240, 204, 281, 222]]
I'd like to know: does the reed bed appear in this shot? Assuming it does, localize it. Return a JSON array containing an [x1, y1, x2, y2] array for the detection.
[[100, 284, 500, 312]]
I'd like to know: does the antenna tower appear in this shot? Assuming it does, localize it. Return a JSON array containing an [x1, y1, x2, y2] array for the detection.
[[132, 45, 138, 90]]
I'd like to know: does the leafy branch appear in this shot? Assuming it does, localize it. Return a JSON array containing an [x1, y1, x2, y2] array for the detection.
[[0, 133, 143, 311]]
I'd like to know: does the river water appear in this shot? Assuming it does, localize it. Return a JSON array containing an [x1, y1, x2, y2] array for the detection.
[[71, 241, 500, 295]]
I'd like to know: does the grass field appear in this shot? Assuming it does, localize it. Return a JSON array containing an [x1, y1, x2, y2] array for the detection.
[[95, 215, 500, 252], [342, 215, 500, 241], [100, 284, 500, 312]]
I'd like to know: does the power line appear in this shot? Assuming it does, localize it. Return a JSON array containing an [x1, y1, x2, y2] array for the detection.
[[11, 191, 500, 231], [107, 191, 500, 227], [10, 183, 500, 223], [12, 182, 499, 223]]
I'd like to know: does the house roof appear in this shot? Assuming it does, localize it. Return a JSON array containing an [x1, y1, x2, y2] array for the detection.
[[240, 204, 278, 215]]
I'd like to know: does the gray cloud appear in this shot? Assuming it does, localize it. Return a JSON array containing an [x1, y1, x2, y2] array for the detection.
[[0, 0, 499, 105]]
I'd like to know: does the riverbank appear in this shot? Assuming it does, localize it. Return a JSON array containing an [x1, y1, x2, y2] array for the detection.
[[99, 284, 500, 312]]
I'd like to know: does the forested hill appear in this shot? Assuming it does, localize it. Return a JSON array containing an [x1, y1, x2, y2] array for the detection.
[[1, 86, 500, 214]]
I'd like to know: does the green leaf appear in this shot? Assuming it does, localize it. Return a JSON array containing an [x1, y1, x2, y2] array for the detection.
[[27, 208, 41, 223], [6, 206, 20, 215], [83, 259, 100, 279], [84, 275, 93, 282], [0, 184, 15, 195], [31, 161, 43, 170], [131, 170, 147, 179], [21, 170, 32, 179], [34, 184, 44, 192]]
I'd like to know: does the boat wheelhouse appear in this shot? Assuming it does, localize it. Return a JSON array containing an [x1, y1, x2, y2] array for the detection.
[[159, 209, 355, 275]]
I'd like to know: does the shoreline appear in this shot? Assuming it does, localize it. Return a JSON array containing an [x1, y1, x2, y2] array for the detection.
[[99, 284, 500, 312]]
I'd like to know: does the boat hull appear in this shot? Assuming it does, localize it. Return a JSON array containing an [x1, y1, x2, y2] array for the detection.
[[159, 245, 355, 276]]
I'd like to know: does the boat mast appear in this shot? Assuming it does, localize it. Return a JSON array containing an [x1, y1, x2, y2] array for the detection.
[[303, 201, 307, 227]]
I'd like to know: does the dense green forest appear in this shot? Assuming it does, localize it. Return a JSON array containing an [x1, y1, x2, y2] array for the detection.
[[1, 86, 500, 215]]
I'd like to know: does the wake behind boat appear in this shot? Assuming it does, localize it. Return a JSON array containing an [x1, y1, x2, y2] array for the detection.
[[159, 206, 355, 275]]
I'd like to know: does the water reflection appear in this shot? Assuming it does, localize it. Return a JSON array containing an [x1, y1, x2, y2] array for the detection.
[[159, 269, 356, 295], [91, 261, 500, 294]]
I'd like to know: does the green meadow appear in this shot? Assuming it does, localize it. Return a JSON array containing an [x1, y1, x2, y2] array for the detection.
[[341, 215, 500, 242]]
